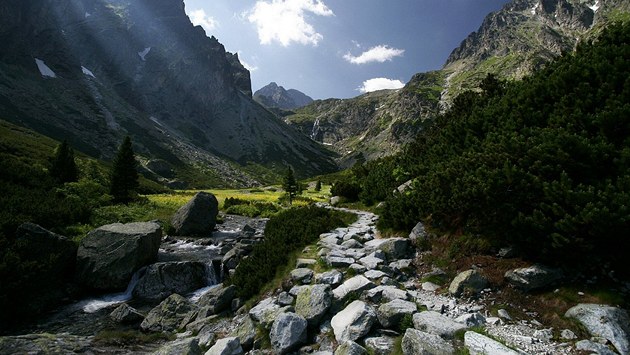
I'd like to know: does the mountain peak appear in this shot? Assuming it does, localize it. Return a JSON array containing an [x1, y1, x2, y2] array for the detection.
[[254, 83, 314, 110]]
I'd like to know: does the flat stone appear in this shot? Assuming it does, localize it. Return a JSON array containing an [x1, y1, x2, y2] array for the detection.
[[464, 331, 520, 355], [296, 258, 317, 268], [504, 264, 562, 292], [328, 256, 355, 267], [349, 263, 367, 274], [421, 282, 440, 292], [413, 311, 467, 339], [358, 253, 385, 269], [332, 275, 375, 301], [341, 239, 363, 249], [315, 270, 344, 286], [455, 313, 486, 327], [364, 285, 409, 303], [364, 336, 396, 355]]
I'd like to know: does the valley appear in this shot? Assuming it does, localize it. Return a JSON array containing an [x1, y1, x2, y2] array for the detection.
[[0, 0, 629, 354]]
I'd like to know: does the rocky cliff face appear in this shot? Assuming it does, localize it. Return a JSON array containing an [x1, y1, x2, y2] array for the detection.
[[285, 73, 442, 166], [254, 82, 314, 110], [0, 0, 336, 185], [441, 0, 628, 102]]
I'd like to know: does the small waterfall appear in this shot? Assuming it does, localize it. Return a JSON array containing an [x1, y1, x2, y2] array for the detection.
[[188, 261, 221, 302], [310, 117, 320, 140], [80, 267, 145, 313]]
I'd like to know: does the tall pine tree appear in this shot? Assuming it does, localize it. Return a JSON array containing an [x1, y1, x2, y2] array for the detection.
[[282, 167, 299, 205], [110, 136, 139, 203], [50, 140, 78, 184]]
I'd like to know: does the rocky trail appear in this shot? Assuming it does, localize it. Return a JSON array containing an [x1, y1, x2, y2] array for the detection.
[[1, 206, 628, 354]]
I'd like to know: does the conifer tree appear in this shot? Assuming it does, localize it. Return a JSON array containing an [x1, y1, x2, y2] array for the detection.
[[110, 136, 139, 203], [282, 167, 299, 205], [50, 140, 78, 183], [315, 180, 322, 192]]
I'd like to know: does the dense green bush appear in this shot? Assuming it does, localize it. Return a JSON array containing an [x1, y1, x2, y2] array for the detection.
[[375, 23, 630, 267], [228, 206, 354, 299], [330, 180, 361, 202]]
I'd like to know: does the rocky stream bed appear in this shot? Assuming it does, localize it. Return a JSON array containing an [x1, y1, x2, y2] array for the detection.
[[1, 205, 629, 355]]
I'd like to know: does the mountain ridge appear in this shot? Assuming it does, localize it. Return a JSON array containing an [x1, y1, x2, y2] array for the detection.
[[0, 0, 337, 187]]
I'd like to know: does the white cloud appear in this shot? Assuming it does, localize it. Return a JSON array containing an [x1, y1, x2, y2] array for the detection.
[[188, 9, 218, 34], [344, 45, 405, 65], [246, 0, 334, 47], [358, 78, 405, 93]]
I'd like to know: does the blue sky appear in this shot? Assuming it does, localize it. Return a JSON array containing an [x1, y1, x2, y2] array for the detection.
[[182, 0, 511, 99]]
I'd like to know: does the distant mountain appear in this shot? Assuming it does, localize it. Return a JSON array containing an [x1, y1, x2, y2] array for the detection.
[[285, 0, 629, 163], [254, 83, 314, 110], [0, 0, 336, 187]]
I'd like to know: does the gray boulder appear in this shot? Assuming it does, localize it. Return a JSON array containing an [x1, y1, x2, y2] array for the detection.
[[377, 238, 412, 260], [448, 269, 488, 297], [198, 284, 236, 316], [464, 331, 521, 355], [331, 300, 377, 342], [296, 258, 317, 268], [364, 336, 396, 355], [504, 264, 562, 292], [249, 297, 290, 329], [358, 253, 385, 269], [565, 304, 630, 355], [409, 222, 428, 246], [171, 192, 218, 237], [153, 338, 201, 355], [133, 261, 207, 301], [575, 340, 617, 355], [330, 196, 342, 206], [365, 285, 410, 303], [455, 313, 486, 327], [205, 337, 243, 355], [413, 311, 467, 339], [76, 221, 162, 290], [332, 275, 375, 301], [327, 256, 355, 267], [110, 303, 144, 324], [269, 313, 308, 354], [295, 284, 332, 327], [334, 341, 367, 355], [402, 328, 454, 355], [141, 294, 198, 332], [316, 270, 344, 286], [377, 299, 417, 328], [291, 268, 314, 284]]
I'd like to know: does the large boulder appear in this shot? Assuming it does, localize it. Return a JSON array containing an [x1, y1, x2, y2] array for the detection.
[[565, 304, 630, 355], [331, 300, 377, 342], [249, 297, 290, 329], [295, 284, 332, 327], [504, 264, 563, 292], [205, 337, 243, 355], [132, 261, 207, 301], [197, 284, 237, 316], [269, 313, 308, 354], [377, 299, 417, 328], [229, 315, 257, 351], [448, 269, 488, 297], [412, 311, 467, 339], [409, 222, 428, 246], [171, 192, 219, 237], [377, 238, 412, 260], [76, 222, 162, 290], [315, 270, 343, 286], [464, 331, 521, 355], [140, 293, 198, 332], [402, 328, 454, 355]]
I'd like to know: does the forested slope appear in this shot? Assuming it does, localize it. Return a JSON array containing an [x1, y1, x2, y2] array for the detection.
[[348, 22, 629, 269]]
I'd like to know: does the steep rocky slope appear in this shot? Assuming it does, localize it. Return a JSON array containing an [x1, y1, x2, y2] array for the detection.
[[285, 0, 628, 162], [254, 82, 314, 110], [0, 0, 337, 186]]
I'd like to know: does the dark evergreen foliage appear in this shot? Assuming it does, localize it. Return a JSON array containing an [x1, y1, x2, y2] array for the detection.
[[315, 180, 322, 191], [49, 140, 78, 184], [282, 166, 299, 205], [367, 23, 630, 267], [228, 206, 352, 299], [110, 136, 139, 203]]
